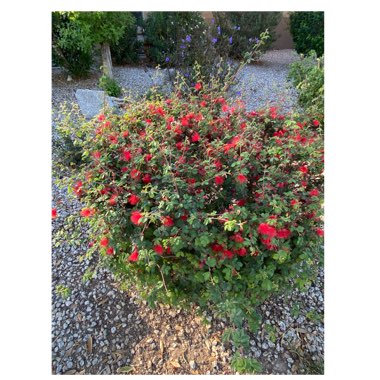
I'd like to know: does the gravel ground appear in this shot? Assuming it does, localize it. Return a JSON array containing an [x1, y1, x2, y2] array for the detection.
[[51, 49, 323, 375]]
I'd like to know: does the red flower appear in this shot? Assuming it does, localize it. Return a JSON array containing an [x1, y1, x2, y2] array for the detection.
[[144, 154, 153, 162], [98, 114, 105, 121], [122, 130, 129, 138], [93, 151, 101, 159], [309, 189, 319, 197], [176, 142, 183, 150], [312, 119, 320, 127], [128, 249, 139, 262], [109, 195, 117, 206], [181, 117, 189, 127], [211, 243, 223, 252], [128, 194, 140, 205], [214, 160, 223, 170], [106, 247, 114, 256], [142, 174, 152, 184], [194, 82, 202, 91], [80, 208, 95, 217], [290, 199, 298, 207], [108, 135, 118, 144], [162, 216, 174, 227], [236, 199, 246, 207], [277, 228, 291, 239], [222, 104, 229, 113], [180, 214, 188, 221], [123, 150, 132, 161], [191, 132, 200, 142], [52, 208, 57, 219], [222, 249, 234, 259], [200, 101, 207, 107], [73, 181, 83, 196], [130, 169, 141, 180], [145, 119, 152, 124], [299, 165, 308, 174], [231, 233, 244, 243], [236, 248, 247, 256], [100, 237, 109, 247], [131, 211, 143, 225], [215, 175, 225, 186], [237, 174, 248, 183], [258, 223, 277, 238], [316, 228, 324, 237], [154, 244, 164, 255]]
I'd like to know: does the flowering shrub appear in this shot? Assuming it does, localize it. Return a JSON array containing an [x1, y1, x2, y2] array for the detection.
[[56, 68, 324, 356]]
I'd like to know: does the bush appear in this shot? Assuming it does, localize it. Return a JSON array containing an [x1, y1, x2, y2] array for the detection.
[[289, 12, 324, 57], [288, 51, 324, 119], [110, 14, 141, 65], [144, 11, 270, 91], [52, 12, 93, 78], [99, 75, 123, 97], [213, 12, 281, 59], [56, 64, 324, 352]]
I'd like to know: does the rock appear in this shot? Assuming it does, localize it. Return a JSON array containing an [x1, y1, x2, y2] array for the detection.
[[75, 89, 116, 119], [189, 360, 196, 370]]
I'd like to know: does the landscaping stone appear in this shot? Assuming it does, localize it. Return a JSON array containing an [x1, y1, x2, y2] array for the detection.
[[75, 89, 115, 119]]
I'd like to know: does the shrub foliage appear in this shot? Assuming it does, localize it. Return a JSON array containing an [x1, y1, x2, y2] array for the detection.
[[289, 12, 324, 57], [56, 66, 324, 352]]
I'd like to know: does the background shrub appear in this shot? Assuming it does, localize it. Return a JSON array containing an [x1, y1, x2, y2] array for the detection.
[[288, 51, 324, 118], [52, 12, 93, 78], [213, 12, 281, 59], [99, 75, 123, 97], [57, 66, 324, 351], [289, 12, 324, 57], [110, 14, 141, 65]]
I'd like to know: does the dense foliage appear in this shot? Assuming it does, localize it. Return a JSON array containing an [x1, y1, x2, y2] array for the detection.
[[288, 51, 324, 119], [55, 65, 324, 360], [289, 12, 324, 57], [52, 11, 136, 77], [99, 75, 123, 97], [213, 12, 281, 59]]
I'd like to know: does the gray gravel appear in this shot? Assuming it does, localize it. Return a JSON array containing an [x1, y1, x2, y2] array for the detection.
[[51, 49, 323, 375]]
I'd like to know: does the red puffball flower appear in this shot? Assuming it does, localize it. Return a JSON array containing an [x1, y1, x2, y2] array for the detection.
[[98, 114, 105, 121], [109, 195, 117, 206], [231, 233, 244, 243], [316, 228, 324, 237], [131, 211, 143, 225], [52, 208, 57, 219], [93, 151, 101, 160], [309, 189, 319, 197], [162, 216, 174, 227], [130, 169, 141, 180], [211, 243, 223, 252], [299, 165, 308, 174], [181, 117, 189, 127], [236, 248, 247, 257], [191, 132, 200, 142], [258, 223, 277, 238], [123, 150, 132, 161], [142, 174, 152, 184], [194, 82, 202, 91], [106, 247, 114, 256], [128, 250, 139, 262], [144, 154, 153, 162], [128, 194, 140, 205], [200, 101, 207, 107], [312, 119, 320, 127], [122, 130, 129, 138], [290, 199, 299, 207], [236, 199, 246, 207], [277, 228, 291, 239], [100, 237, 109, 247], [222, 249, 234, 259], [237, 174, 248, 184], [215, 175, 225, 186], [154, 244, 164, 255], [80, 208, 95, 217], [73, 181, 83, 196]]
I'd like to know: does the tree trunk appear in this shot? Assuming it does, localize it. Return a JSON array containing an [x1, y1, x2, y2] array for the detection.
[[100, 42, 113, 79]]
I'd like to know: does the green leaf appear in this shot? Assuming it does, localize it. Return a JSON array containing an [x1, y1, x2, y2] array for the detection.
[[262, 279, 272, 291], [206, 257, 216, 267]]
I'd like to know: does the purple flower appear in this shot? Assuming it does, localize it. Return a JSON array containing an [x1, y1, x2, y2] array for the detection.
[[180, 44, 186, 49], [165, 57, 170, 63], [217, 26, 221, 35], [211, 18, 215, 24], [254, 37, 260, 44], [236, 91, 241, 96], [229, 36, 233, 45], [185, 35, 191, 43], [212, 37, 218, 44]]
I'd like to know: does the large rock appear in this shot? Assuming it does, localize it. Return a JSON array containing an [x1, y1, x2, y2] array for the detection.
[[75, 89, 116, 119]]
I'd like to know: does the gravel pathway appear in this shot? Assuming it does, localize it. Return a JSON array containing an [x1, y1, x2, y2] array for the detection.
[[51, 49, 323, 375]]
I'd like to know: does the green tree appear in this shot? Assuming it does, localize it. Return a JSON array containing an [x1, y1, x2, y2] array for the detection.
[[53, 12, 135, 78]]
